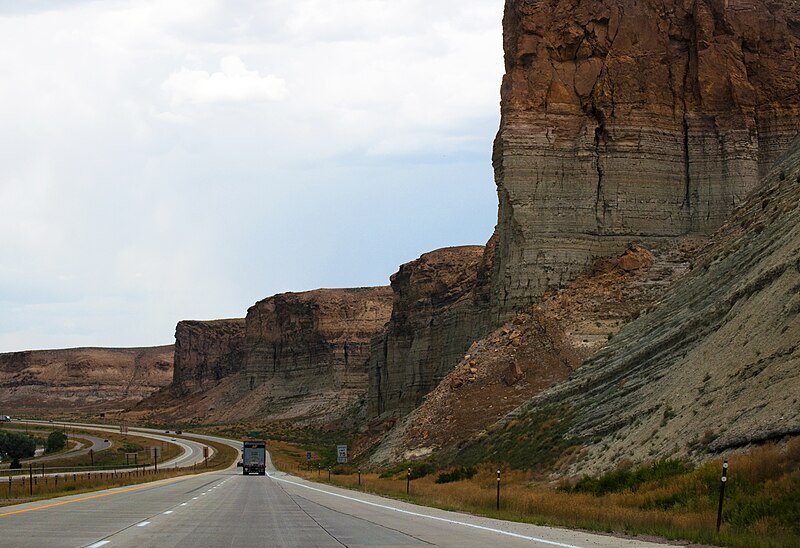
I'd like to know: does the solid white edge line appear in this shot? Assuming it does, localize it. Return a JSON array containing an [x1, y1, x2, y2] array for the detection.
[[87, 542, 110, 548], [266, 472, 585, 548]]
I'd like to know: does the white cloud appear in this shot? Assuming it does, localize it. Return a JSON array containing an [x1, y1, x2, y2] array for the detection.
[[162, 55, 288, 106], [0, 0, 503, 352]]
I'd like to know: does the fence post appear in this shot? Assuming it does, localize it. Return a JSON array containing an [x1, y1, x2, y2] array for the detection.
[[716, 460, 729, 533], [497, 469, 501, 510]]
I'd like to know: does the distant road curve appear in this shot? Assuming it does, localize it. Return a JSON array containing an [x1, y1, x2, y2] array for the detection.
[[1, 422, 111, 467], [0, 427, 679, 548], [18, 420, 212, 469]]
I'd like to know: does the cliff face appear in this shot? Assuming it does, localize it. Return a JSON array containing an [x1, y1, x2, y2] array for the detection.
[[492, 0, 800, 318], [132, 287, 393, 426], [0, 346, 172, 414], [496, 134, 800, 473], [243, 287, 393, 403], [368, 244, 495, 417], [171, 319, 246, 397]]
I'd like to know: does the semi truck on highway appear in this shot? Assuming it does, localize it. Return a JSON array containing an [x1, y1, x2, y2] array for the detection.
[[242, 440, 266, 475]]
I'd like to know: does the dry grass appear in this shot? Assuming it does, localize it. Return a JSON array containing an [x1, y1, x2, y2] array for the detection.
[[0, 435, 238, 507], [269, 438, 800, 548]]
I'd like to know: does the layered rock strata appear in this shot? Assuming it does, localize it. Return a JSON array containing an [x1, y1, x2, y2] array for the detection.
[[368, 244, 495, 417], [170, 319, 246, 396], [501, 135, 800, 472], [492, 0, 800, 319], [244, 287, 393, 402], [0, 346, 172, 414]]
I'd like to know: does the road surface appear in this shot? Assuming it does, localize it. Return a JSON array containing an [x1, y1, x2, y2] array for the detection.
[[0, 430, 679, 548]]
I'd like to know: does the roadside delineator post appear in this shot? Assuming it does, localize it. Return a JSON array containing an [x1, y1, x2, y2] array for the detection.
[[28, 464, 33, 495], [716, 460, 729, 533], [406, 467, 411, 495], [358, 468, 361, 486], [328, 467, 331, 480], [496, 469, 501, 510]]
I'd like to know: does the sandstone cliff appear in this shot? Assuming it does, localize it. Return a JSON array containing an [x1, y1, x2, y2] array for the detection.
[[0, 346, 172, 415], [244, 287, 393, 393], [170, 319, 246, 397], [492, 0, 800, 319], [365, 240, 703, 463], [368, 244, 494, 417], [489, 134, 800, 473], [132, 287, 393, 426]]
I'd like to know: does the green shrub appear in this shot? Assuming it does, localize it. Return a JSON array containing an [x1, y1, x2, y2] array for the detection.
[[569, 459, 691, 495], [0, 431, 36, 459], [46, 430, 68, 453], [435, 466, 477, 484], [379, 461, 436, 480], [118, 442, 143, 453]]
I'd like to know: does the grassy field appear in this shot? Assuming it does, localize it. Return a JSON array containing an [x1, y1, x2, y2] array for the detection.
[[1, 428, 182, 473], [0, 434, 238, 507], [268, 438, 800, 548]]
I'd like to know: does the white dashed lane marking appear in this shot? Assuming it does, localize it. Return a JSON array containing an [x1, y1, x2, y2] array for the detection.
[[136, 521, 151, 527]]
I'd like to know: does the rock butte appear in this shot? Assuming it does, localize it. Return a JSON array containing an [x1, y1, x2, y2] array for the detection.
[[491, 0, 800, 319]]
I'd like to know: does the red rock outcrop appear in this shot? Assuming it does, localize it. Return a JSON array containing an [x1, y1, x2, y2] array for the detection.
[[0, 346, 172, 415], [368, 243, 495, 417], [492, 0, 800, 319], [170, 319, 246, 396]]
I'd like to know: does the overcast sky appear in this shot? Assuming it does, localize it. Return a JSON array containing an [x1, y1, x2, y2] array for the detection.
[[0, 0, 503, 353]]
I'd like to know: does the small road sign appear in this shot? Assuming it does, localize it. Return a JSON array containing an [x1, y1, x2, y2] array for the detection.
[[337, 445, 347, 464], [306, 451, 312, 461]]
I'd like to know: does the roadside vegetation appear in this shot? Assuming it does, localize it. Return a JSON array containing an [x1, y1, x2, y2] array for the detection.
[[268, 437, 800, 548], [0, 430, 37, 465], [0, 435, 237, 508]]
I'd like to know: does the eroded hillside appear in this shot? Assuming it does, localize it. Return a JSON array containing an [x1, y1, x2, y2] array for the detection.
[[0, 346, 173, 415], [457, 135, 800, 474]]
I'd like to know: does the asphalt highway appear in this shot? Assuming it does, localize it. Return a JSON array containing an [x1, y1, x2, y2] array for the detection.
[[0, 430, 680, 548]]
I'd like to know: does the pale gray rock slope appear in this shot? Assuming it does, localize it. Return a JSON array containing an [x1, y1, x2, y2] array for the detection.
[[506, 134, 800, 472]]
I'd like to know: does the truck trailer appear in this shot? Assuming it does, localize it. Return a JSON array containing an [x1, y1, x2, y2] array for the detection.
[[242, 440, 266, 475]]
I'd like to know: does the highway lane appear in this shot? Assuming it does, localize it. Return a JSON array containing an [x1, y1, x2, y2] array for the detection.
[[0, 431, 679, 548]]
